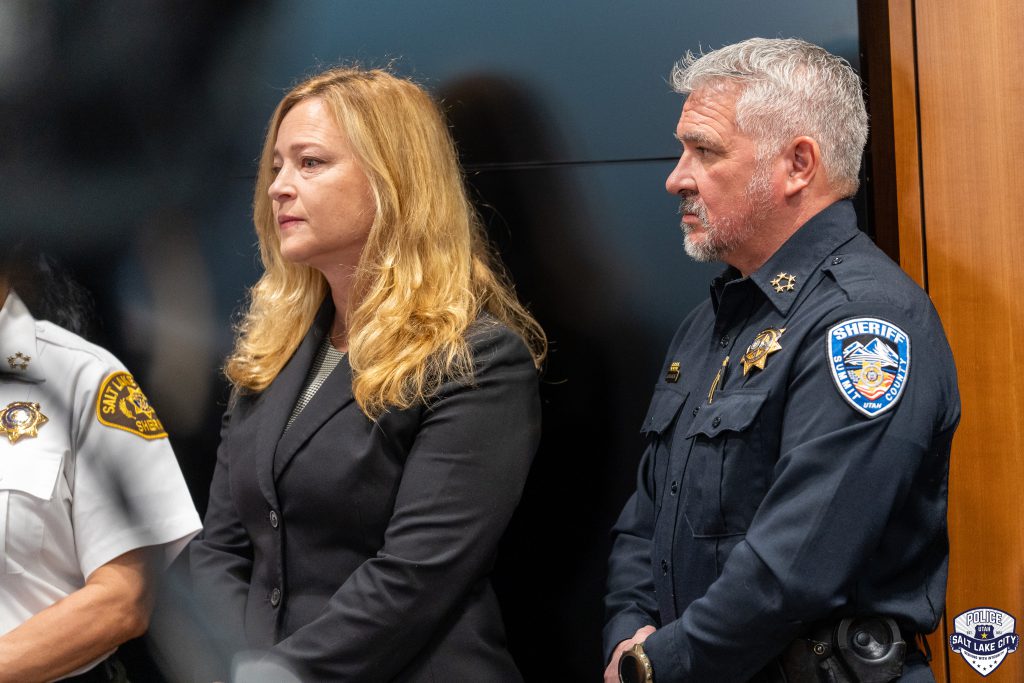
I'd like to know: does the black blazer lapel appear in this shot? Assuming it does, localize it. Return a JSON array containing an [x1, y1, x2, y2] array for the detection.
[[272, 354, 358, 480], [251, 300, 333, 505]]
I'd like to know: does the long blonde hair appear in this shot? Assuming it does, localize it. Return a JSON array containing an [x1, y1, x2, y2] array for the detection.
[[225, 67, 545, 417]]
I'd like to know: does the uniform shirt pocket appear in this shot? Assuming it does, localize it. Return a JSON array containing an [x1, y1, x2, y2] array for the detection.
[[639, 388, 689, 511], [640, 387, 689, 436], [682, 390, 771, 538], [0, 447, 64, 574]]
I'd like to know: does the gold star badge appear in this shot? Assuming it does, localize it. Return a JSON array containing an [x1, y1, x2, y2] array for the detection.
[[7, 352, 31, 371], [740, 328, 785, 375], [0, 401, 49, 443], [770, 272, 797, 293]]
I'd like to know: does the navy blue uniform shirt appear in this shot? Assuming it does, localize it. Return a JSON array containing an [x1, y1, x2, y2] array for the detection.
[[604, 200, 960, 682]]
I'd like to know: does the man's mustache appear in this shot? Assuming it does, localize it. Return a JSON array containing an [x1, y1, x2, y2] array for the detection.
[[679, 195, 707, 224]]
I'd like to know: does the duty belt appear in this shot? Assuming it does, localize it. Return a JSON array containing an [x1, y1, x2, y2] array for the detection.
[[757, 617, 918, 683]]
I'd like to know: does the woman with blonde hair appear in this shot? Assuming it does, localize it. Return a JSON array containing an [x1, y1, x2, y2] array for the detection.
[[190, 67, 545, 682]]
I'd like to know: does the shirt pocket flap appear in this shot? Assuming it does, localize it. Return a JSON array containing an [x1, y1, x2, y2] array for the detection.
[[0, 448, 63, 501], [640, 387, 689, 435], [685, 390, 770, 438]]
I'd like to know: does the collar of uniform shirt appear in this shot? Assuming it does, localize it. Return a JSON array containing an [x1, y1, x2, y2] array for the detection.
[[0, 291, 45, 382], [746, 199, 862, 316]]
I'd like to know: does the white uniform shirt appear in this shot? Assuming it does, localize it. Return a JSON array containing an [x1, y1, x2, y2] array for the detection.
[[0, 291, 201, 676]]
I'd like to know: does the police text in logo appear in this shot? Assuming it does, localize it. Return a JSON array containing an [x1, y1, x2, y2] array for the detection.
[[949, 607, 1020, 676]]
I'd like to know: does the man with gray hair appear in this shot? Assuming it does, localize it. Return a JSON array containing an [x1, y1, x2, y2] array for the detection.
[[604, 38, 958, 682]]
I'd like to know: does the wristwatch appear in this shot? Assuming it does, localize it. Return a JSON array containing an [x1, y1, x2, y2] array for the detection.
[[619, 642, 654, 683]]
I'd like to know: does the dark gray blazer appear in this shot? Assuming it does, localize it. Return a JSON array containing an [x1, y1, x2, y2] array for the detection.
[[190, 305, 540, 681]]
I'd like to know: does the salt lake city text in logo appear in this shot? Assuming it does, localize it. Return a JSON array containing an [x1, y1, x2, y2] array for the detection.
[[949, 607, 1019, 676]]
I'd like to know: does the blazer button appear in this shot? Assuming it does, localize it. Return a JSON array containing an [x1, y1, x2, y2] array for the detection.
[[692, 406, 700, 417], [270, 587, 282, 607], [269, 510, 279, 529], [712, 416, 721, 428], [660, 559, 669, 575], [670, 480, 679, 495]]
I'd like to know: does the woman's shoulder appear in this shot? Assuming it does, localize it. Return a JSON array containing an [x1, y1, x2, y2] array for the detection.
[[465, 315, 534, 366]]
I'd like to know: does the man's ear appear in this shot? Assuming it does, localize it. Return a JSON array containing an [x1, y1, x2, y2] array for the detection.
[[783, 136, 821, 197]]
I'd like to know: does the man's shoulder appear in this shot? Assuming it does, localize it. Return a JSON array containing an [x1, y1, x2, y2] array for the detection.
[[807, 235, 954, 378], [820, 233, 933, 311]]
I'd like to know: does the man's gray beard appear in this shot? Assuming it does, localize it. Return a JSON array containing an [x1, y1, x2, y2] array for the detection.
[[681, 200, 733, 262], [679, 167, 772, 263]]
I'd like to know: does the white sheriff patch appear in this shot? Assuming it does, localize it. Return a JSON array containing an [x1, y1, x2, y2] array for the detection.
[[826, 317, 910, 418]]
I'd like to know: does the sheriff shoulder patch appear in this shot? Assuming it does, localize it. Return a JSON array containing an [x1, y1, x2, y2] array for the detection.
[[95, 371, 168, 439], [826, 317, 910, 418]]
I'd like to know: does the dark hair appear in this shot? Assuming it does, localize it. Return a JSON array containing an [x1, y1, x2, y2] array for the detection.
[[1, 244, 95, 337]]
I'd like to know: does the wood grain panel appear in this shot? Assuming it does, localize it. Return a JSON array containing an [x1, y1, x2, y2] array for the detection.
[[883, 4, 947, 675], [914, 0, 1024, 680]]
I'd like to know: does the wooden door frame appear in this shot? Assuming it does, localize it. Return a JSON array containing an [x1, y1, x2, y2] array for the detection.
[[858, 0, 926, 288], [857, 1, 947, 679]]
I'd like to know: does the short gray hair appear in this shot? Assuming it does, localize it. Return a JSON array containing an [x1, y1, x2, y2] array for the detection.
[[671, 37, 868, 198]]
